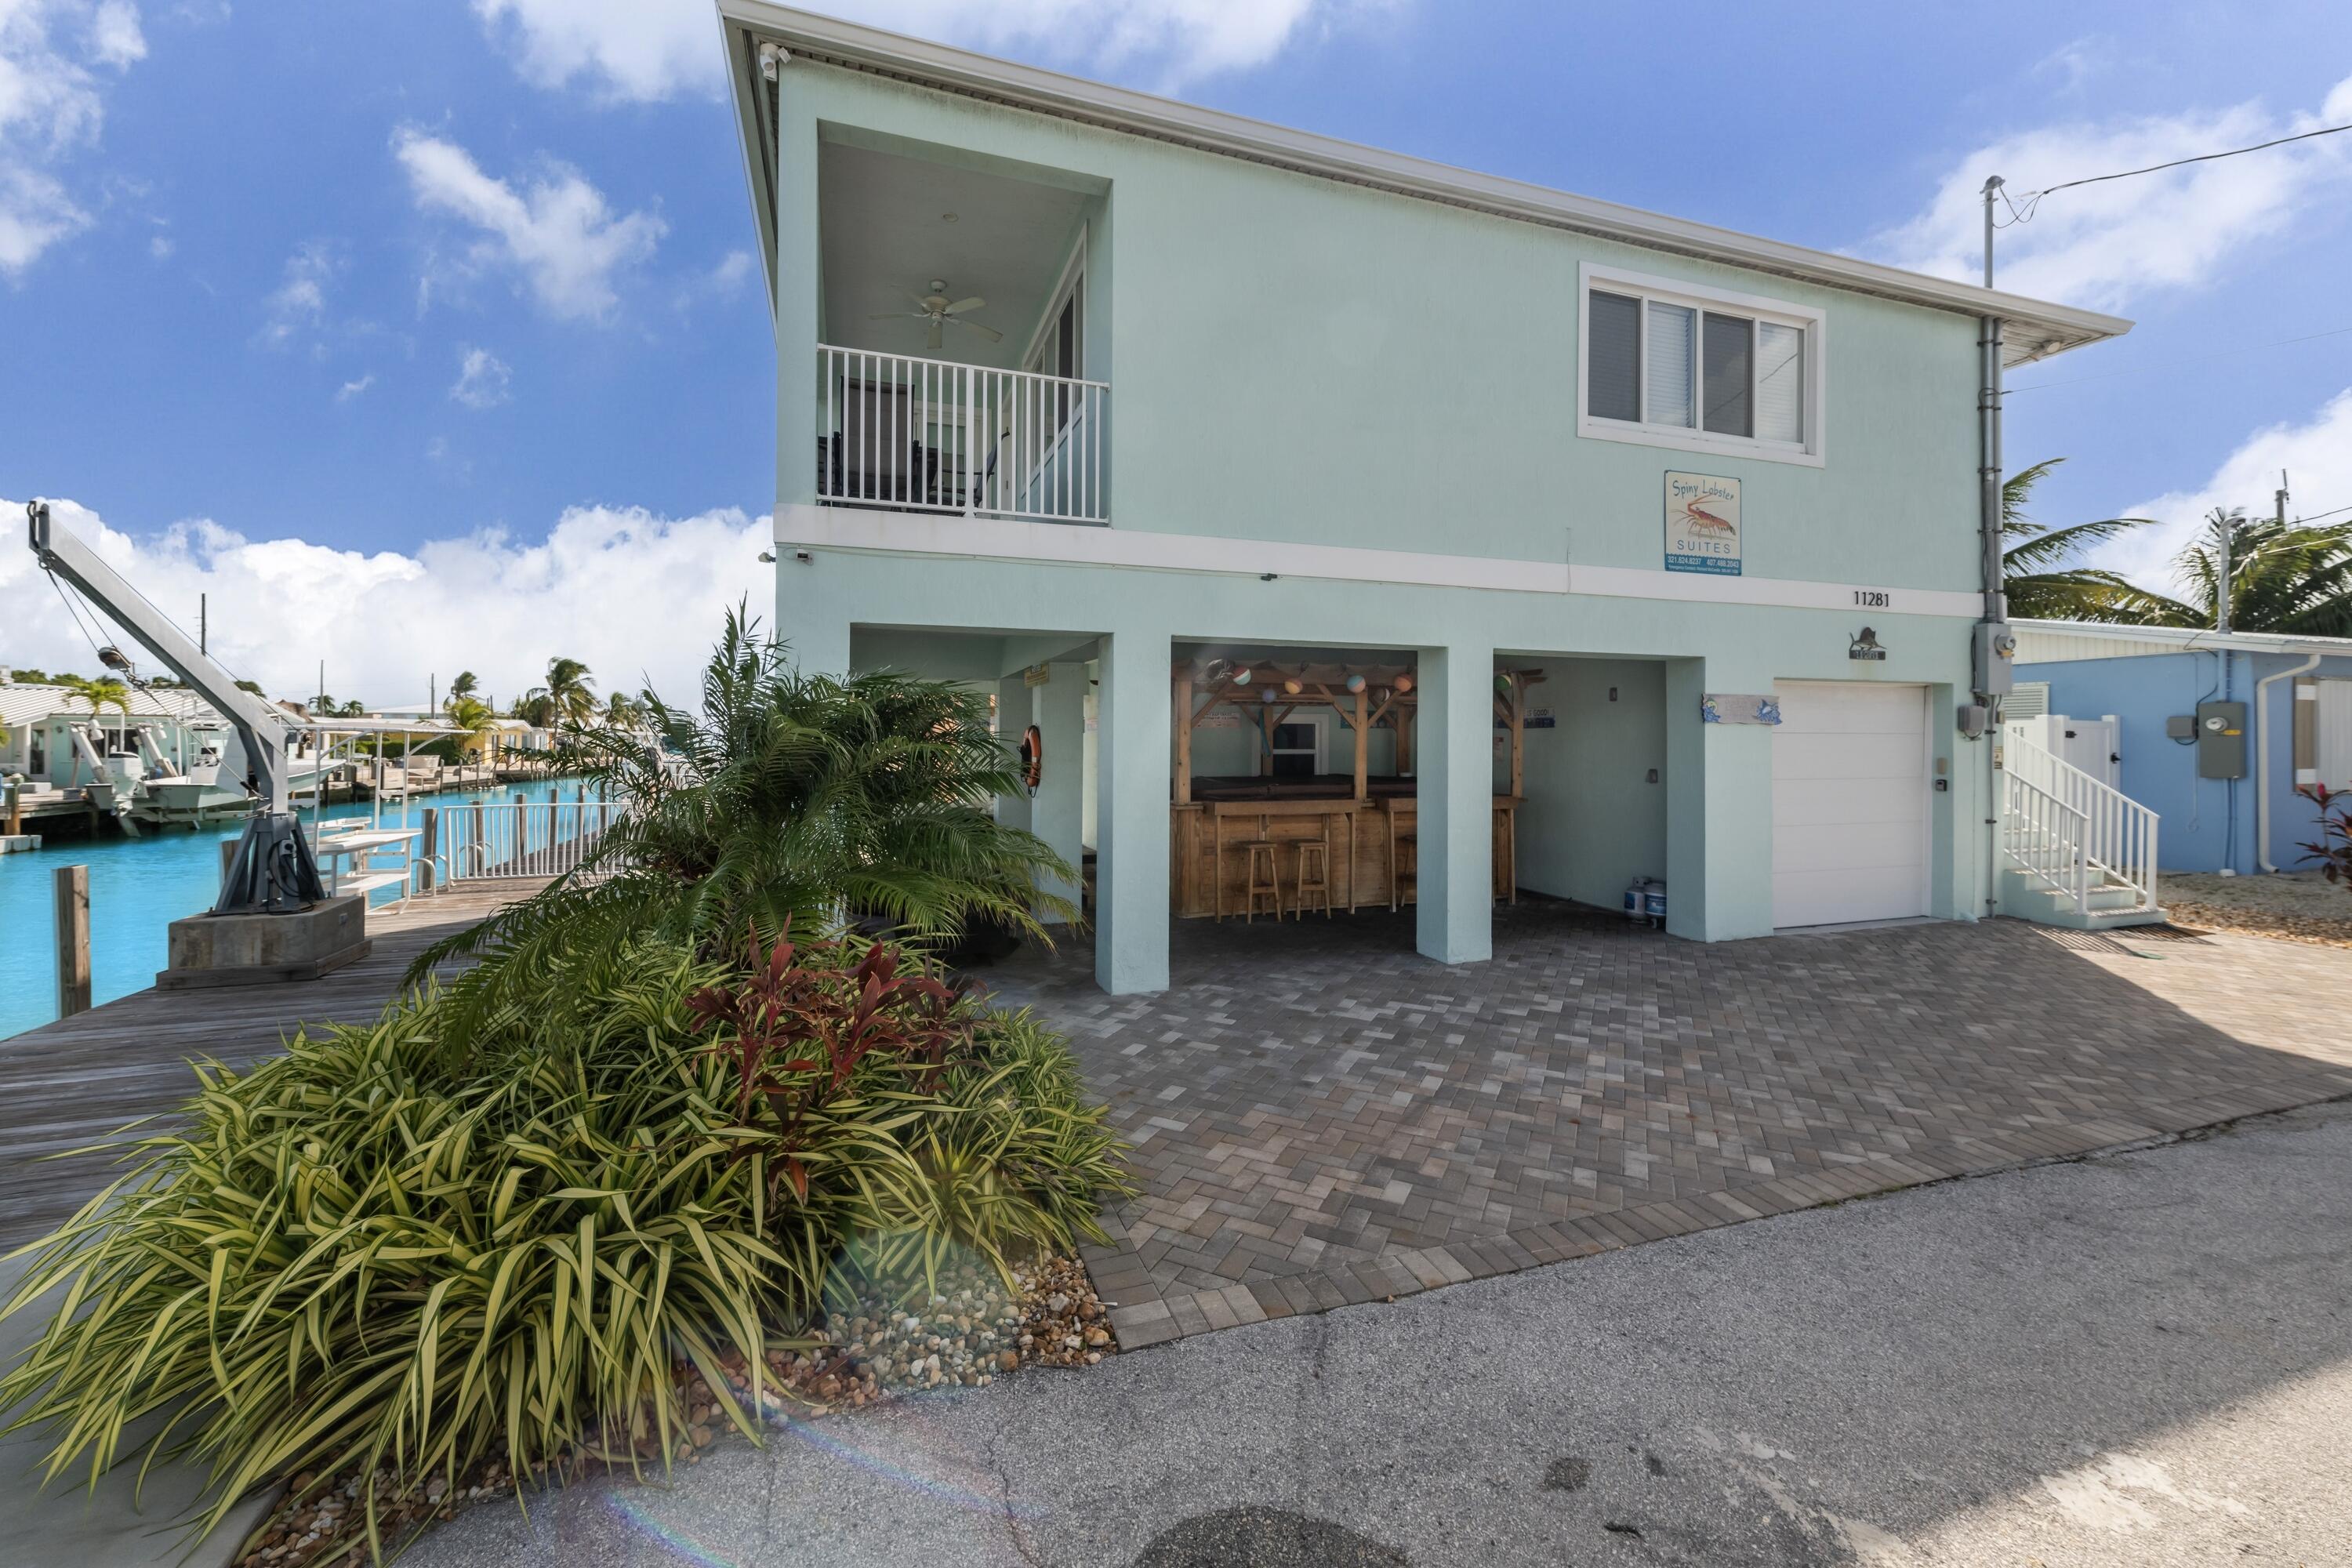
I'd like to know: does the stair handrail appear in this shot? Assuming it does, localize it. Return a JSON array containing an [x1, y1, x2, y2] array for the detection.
[[2002, 737, 2159, 909], [2000, 770, 2090, 913]]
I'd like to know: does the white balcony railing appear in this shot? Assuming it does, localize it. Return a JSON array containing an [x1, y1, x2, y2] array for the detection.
[[818, 346, 1108, 524], [420, 799, 627, 890]]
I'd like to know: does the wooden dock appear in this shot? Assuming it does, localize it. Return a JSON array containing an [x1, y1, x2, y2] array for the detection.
[[0, 884, 543, 1251]]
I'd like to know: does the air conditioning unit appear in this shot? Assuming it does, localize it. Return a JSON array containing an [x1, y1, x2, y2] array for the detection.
[[2005, 681, 2050, 720]]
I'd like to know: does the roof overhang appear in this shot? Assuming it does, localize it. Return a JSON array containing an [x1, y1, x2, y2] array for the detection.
[[717, 0, 2131, 365]]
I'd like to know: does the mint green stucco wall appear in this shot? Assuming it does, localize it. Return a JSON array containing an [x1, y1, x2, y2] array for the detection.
[[1501, 659, 1671, 910], [768, 60, 2002, 994], [772, 64, 1982, 593]]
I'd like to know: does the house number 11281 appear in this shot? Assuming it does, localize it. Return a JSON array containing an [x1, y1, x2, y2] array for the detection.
[[1853, 590, 1891, 608]]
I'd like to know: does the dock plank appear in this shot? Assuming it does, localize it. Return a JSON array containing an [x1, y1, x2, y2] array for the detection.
[[0, 884, 544, 1250]]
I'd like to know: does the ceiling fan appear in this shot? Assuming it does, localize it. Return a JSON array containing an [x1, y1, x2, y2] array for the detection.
[[872, 280, 1003, 352]]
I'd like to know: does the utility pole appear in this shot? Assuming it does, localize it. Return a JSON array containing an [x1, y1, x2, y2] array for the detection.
[[199, 592, 206, 656], [1973, 174, 2015, 920]]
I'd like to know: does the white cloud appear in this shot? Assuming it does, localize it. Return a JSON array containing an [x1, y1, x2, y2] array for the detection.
[[1876, 72, 2352, 311], [0, 496, 773, 706], [336, 372, 372, 401], [0, 0, 147, 276], [471, 0, 1389, 102], [2096, 388, 2352, 591], [449, 345, 510, 408], [394, 128, 664, 322], [258, 239, 335, 346], [85, 0, 143, 67]]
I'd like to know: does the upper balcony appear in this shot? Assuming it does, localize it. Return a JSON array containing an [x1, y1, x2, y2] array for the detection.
[[811, 136, 1109, 525]]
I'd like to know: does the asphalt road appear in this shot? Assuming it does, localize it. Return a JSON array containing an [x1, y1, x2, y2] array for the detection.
[[403, 1102, 2352, 1568]]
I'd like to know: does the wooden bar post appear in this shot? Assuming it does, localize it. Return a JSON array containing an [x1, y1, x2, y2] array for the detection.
[[5, 778, 20, 837], [54, 863, 91, 1019], [1509, 673, 1525, 800], [1174, 671, 1192, 804], [1353, 689, 1368, 800], [419, 808, 438, 894]]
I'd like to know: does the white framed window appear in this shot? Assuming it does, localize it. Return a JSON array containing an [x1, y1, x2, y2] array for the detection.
[[1269, 714, 1326, 779], [1577, 263, 1825, 467]]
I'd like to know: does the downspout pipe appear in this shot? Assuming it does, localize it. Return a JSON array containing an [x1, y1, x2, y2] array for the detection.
[[2257, 652, 2321, 873], [1976, 177, 2013, 917]]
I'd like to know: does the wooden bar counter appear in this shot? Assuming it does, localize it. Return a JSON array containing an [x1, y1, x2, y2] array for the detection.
[[1170, 789, 1519, 918]]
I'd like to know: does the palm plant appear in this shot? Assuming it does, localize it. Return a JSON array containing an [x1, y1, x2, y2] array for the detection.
[[60, 673, 132, 750], [2000, 459, 2167, 621], [411, 609, 1075, 1046], [510, 689, 558, 729], [445, 669, 480, 708], [544, 656, 597, 724], [603, 688, 648, 730], [2125, 508, 2352, 637], [444, 695, 495, 764]]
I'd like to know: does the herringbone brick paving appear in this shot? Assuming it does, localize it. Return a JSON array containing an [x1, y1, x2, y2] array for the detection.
[[977, 901, 2352, 1348]]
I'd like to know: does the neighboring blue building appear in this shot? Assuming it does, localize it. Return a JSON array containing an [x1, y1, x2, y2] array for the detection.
[[2014, 620, 2352, 877]]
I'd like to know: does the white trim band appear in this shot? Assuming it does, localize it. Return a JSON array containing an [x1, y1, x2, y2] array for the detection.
[[775, 504, 1985, 618]]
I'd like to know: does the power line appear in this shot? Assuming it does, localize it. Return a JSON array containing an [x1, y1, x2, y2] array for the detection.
[[2007, 321, 2352, 394], [1992, 117, 2352, 227]]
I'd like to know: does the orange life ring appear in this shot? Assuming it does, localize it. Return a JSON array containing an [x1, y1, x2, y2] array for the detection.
[[1019, 724, 1044, 795]]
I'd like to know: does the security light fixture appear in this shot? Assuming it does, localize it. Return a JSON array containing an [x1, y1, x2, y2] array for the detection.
[[757, 550, 775, 563], [1848, 627, 1888, 661]]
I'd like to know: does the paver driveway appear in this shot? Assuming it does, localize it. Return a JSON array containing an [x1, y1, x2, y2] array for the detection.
[[978, 902, 2352, 1349]]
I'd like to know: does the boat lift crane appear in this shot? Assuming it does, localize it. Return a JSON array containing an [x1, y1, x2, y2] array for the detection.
[[27, 499, 327, 913]]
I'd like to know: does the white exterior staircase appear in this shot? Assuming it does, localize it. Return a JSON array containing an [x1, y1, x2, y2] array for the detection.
[[1998, 738, 2167, 931]]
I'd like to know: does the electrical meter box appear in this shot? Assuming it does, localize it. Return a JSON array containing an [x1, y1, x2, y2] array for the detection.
[[2194, 700, 2248, 779]]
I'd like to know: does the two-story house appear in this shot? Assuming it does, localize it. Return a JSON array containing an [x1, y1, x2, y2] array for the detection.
[[717, 2, 2132, 994]]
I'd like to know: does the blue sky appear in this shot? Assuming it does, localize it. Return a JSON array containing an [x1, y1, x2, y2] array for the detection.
[[3, 0, 2350, 703]]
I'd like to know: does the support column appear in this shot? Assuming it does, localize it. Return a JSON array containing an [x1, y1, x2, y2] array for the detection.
[[1029, 661, 1087, 924], [1414, 643, 1493, 965], [1664, 659, 1774, 940], [1095, 629, 1171, 994], [995, 672, 1033, 838]]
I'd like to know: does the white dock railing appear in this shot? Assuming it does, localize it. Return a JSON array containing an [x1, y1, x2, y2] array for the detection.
[[817, 345, 1109, 524], [421, 799, 626, 890], [1999, 739, 2159, 917]]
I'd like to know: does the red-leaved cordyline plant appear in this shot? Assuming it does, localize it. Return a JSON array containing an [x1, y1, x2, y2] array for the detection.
[[2300, 785, 2352, 889], [687, 923, 975, 1202]]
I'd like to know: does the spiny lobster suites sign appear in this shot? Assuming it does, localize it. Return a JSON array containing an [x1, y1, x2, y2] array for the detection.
[[1664, 471, 1741, 576]]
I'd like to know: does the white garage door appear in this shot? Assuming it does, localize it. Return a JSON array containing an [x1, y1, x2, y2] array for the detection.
[[1772, 681, 1929, 928]]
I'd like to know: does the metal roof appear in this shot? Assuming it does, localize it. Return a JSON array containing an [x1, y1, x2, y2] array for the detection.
[[717, 1, 2132, 367], [2014, 619, 2352, 662], [0, 683, 225, 728]]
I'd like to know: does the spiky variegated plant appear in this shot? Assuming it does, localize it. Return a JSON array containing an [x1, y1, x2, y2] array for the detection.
[[410, 608, 1074, 1048]]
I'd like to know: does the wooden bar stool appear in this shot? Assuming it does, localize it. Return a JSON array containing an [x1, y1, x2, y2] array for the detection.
[[1240, 840, 1282, 921], [1388, 820, 1417, 913], [1290, 839, 1332, 919]]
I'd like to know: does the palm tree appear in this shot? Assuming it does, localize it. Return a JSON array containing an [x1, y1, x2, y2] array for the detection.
[[2000, 459, 2168, 621], [511, 690, 559, 729], [444, 695, 496, 765], [543, 657, 596, 724], [602, 689, 647, 730], [445, 670, 480, 710], [60, 674, 132, 750], [2129, 507, 2352, 637], [412, 608, 1076, 1045]]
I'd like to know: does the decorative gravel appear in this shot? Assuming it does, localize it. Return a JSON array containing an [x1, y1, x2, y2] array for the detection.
[[2163, 872, 2352, 950], [230, 1251, 1117, 1567]]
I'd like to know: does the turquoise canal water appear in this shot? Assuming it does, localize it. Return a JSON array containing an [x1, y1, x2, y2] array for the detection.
[[0, 781, 597, 1040]]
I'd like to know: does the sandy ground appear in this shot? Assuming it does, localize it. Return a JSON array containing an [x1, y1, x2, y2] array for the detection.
[[2162, 871, 2352, 949]]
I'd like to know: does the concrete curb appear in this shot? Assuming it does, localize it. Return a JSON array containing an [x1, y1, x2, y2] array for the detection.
[[0, 1252, 277, 1568]]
